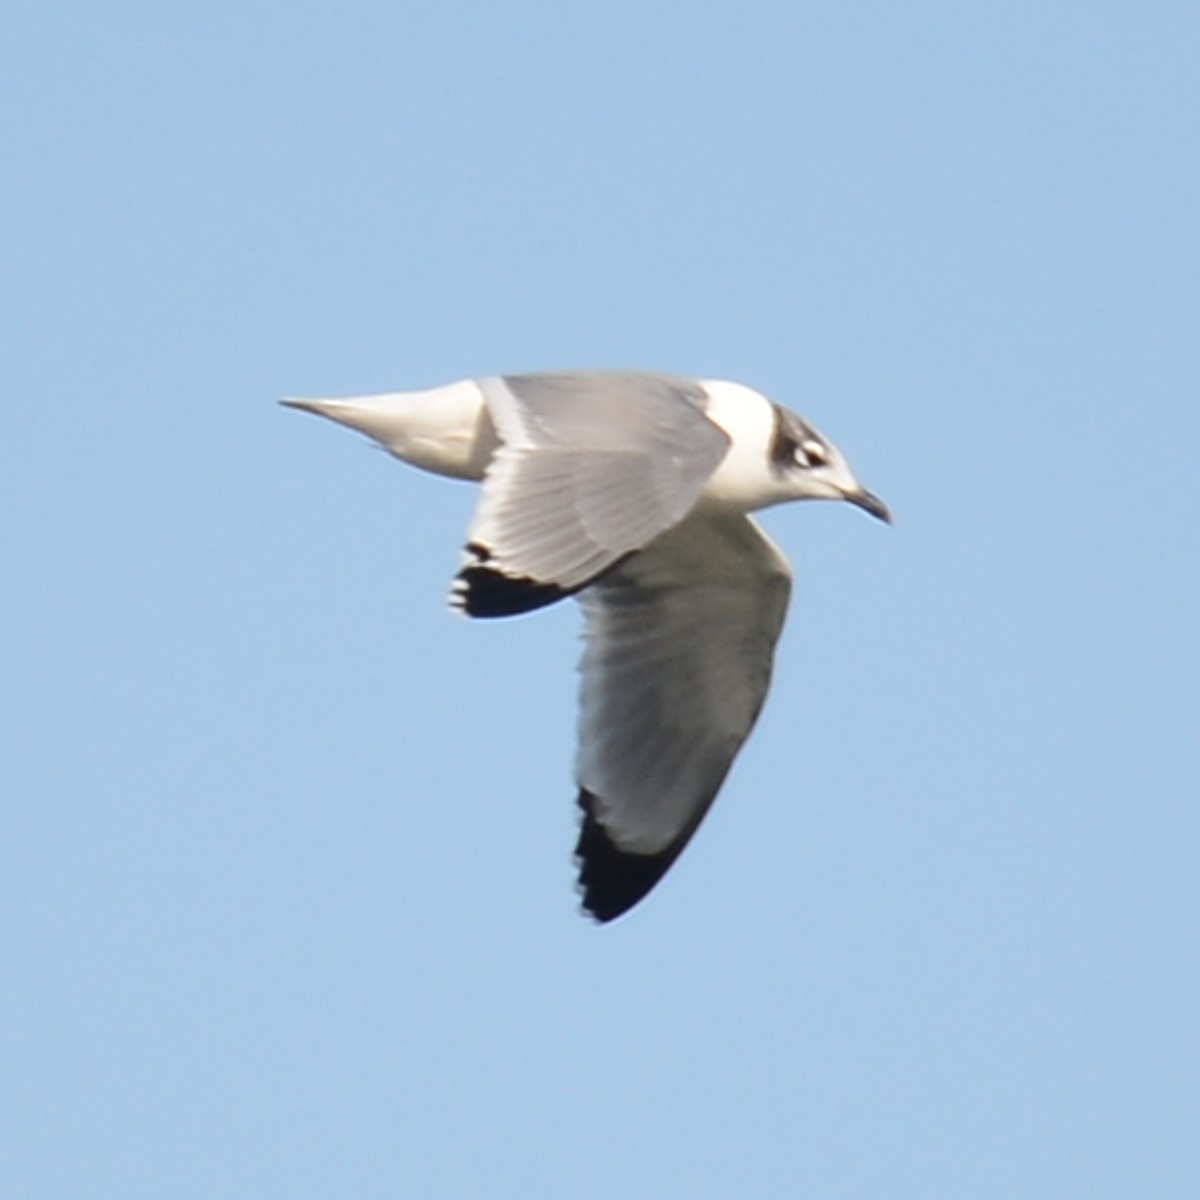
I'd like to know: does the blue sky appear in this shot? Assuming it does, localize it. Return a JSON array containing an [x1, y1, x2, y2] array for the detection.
[[3, 3, 1197, 1196]]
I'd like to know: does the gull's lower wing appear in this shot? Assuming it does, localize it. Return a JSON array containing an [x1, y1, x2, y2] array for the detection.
[[572, 512, 793, 921]]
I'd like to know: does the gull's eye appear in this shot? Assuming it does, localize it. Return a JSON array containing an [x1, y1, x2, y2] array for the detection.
[[796, 439, 828, 468]]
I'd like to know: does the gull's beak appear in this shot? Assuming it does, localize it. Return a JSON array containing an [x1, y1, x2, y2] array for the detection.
[[843, 486, 892, 524]]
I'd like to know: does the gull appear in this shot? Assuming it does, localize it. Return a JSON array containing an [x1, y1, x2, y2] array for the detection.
[[283, 371, 889, 922]]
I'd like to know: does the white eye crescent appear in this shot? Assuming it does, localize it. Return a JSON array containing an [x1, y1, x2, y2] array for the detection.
[[797, 439, 828, 467]]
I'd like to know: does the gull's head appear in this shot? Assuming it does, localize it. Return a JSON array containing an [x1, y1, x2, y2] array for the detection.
[[767, 405, 891, 522], [698, 381, 890, 521]]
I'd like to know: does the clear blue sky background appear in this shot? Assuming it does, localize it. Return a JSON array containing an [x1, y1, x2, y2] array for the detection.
[[3, 4, 1197, 1197]]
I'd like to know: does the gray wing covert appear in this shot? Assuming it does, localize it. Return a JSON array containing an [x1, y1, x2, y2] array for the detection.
[[453, 372, 730, 617]]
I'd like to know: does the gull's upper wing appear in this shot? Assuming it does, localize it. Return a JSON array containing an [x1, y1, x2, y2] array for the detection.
[[572, 511, 793, 921], [453, 371, 731, 617]]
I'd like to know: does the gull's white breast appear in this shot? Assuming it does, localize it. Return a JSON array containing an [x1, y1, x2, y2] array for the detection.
[[694, 380, 781, 511]]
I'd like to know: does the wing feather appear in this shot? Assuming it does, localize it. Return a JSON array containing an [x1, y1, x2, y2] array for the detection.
[[573, 512, 792, 920], [453, 373, 730, 616]]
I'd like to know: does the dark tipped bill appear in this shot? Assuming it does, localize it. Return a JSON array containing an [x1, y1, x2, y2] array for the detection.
[[845, 487, 892, 524]]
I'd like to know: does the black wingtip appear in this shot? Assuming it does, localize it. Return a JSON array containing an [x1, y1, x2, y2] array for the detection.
[[452, 542, 571, 618], [574, 789, 685, 923], [453, 565, 570, 618]]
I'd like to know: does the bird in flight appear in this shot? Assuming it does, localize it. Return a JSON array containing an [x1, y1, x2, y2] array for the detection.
[[283, 371, 889, 922]]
